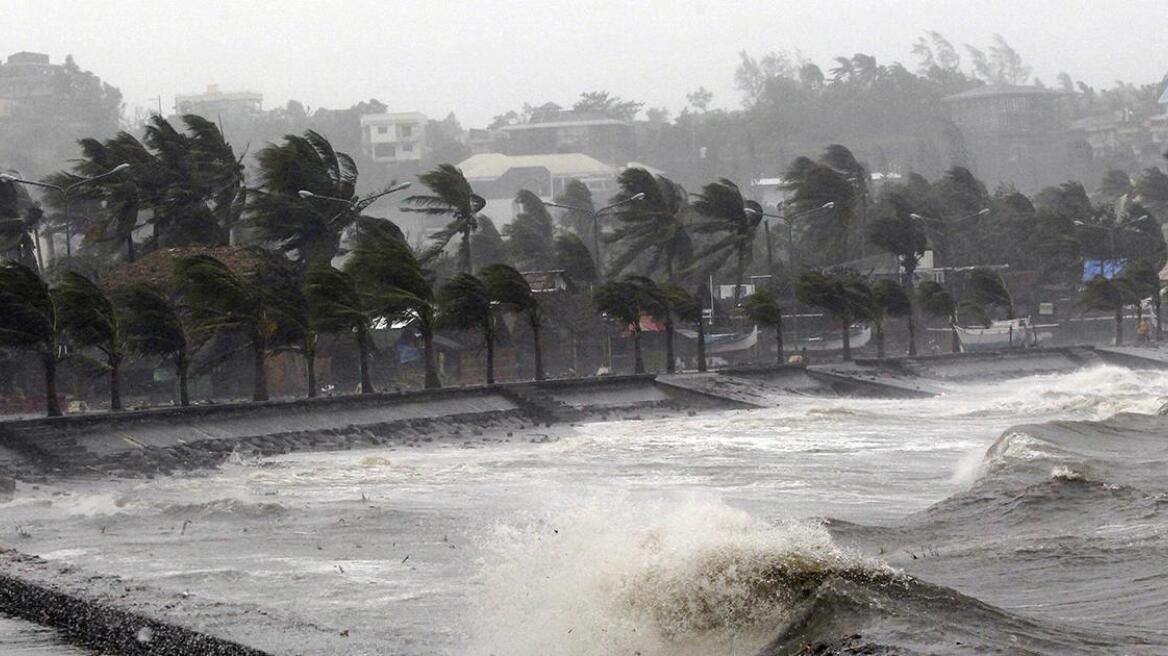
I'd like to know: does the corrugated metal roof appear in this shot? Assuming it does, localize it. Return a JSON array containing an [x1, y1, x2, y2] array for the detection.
[[1159, 85, 1168, 105], [457, 152, 615, 180], [942, 84, 1065, 102]]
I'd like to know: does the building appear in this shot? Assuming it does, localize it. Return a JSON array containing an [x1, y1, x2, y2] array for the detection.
[[454, 152, 619, 226], [0, 52, 56, 106], [499, 102, 634, 165], [360, 112, 427, 164], [942, 85, 1071, 191], [174, 84, 262, 119]]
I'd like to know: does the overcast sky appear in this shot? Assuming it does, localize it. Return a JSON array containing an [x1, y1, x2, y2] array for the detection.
[[2, 0, 1164, 126]]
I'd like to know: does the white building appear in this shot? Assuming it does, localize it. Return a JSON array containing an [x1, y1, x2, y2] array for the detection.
[[361, 112, 427, 163], [174, 84, 262, 118]]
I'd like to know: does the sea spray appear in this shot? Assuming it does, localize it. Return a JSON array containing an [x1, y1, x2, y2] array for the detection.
[[467, 496, 893, 656]]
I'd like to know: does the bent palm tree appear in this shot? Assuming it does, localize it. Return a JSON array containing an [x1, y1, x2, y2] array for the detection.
[[481, 263, 544, 381], [870, 279, 911, 359], [692, 178, 763, 303], [867, 200, 927, 355], [1076, 276, 1131, 346], [402, 164, 485, 273], [607, 168, 693, 281], [437, 273, 495, 384], [742, 288, 785, 364], [916, 281, 959, 353], [116, 283, 196, 406], [55, 271, 128, 411], [347, 221, 441, 388], [796, 269, 872, 361], [0, 262, 65, 416], [306, 265, 380, 394], [174, 251, 295, 402]]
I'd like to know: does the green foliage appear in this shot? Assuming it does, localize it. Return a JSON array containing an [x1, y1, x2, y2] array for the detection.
[[116, 283, 191, 363], [55, 271, 124, 363], [692, 178, 761, 288], [472, 216, 508, 270], [593, 277, 663, 327], [305, 265, 368, 335], [480, 263, 536, 314], [402, 164, 485, 273], [437, 273, 492, 332], [871, 278, 911, 318], [251, 130, 359, 264], [504, 190, 556, 271], [915, 280, 956, 319], [554, 233, 597, 283], [795, 269, 872, 322], [867, 194, 927, 274], [661, 282, 702, 323], [741, 288, 783, 327], [965, 269, 1014, 320], [553, 179, 595, 236], [608, 169, 693, 280], [0, 261, 60, 353]]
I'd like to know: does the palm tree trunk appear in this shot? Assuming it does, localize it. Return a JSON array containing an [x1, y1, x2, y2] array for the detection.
[[1115, 304, 1124, 346], [876, 322, 885, 359], [664, 314, 676, 373], [126, 235, 136, 262], [732, 251, 747, 306], [696, 316, 708, 372], [530, 314, 544, 381], [305, 346, 317, 399], [422, 321, 440, 389], [357, 327, 373, 394], [462, 228, 473, 274], [841, 316, 852, 362], [1156, 290, 1163, 342], [252, 339, 269, 402], [484, 323, 495, 385], [950, 314, 961, 353], [775, 324, 784, 365], [109, 357, 123, 412], [903, 269, 917, 356], [633, 326, 645, 374], [42, 353, 61, 418], [176, 352, 190, 407]]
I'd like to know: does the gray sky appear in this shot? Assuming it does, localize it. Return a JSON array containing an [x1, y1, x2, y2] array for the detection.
[[3, 0, 1164, 126]]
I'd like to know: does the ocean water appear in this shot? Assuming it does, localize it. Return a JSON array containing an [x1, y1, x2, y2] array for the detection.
[[1, 365, 1167, 655]]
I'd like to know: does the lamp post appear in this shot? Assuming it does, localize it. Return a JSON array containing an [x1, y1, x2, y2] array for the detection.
[[1, 163, 131, 259], [298, 181, 411, 244], [543, 192, 645, 279], [1073, 214, 1151, 267], [745, 201, 835, 271], [908, 208, 990, 266]]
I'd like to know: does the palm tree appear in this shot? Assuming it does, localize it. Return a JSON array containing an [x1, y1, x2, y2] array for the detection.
[[555, 233, 598, 283], [1076, 276, 1130, 346], [437, 273, 495, 384], [867, 202, 927, 355], [916, 280, 959, 353], [0, 262, 65, 416], [691, 178, 763, 304], [402, 164, 485, 273], [593, 276, 663, 374], [251, 130, 360, 265], [1121, 259, 1162, 339], [174, 251, 294, 402], [504, 190, 556, 271], [116, 283, 196, 406], [306, 266, 377, 394], [742, 288, 785, 364], [870, 279, 911, 359], [553, 179, 595, 237], [480, 263, 544, 380], [966, 269, 1014, 320], [347, 221, 441, 388], [607, 168, 692, 281], [795, 269, 871, 361], [661, 282, 703, 373], [55, 271, 127, 411]]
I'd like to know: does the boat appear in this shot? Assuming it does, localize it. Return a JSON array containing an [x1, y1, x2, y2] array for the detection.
[[677, 324, 871, 354], [952, 317, 1048, 352]]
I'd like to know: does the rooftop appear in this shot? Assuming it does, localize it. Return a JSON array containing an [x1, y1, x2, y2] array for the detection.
[[175, 84, 262, 103], [457, 152, 615, 179], [942, 84, 1066, 103]]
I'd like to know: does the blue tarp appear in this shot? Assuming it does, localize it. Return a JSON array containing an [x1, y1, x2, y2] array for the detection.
[[1082, 259, 1126, 281]]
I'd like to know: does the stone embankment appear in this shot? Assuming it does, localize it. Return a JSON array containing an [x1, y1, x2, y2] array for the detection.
[[0, 346, 1119, 483]]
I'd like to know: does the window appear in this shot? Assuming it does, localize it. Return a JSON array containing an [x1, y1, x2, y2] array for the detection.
[[401, 143, 414, 153], [398, 124, 414, 138], [373, 143, 396, 158], [376, 126, 388, 135]]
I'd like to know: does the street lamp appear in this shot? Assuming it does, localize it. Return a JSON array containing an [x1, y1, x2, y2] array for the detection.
[[1073, 214, 1151, 265], [1, 163, 131, 258], [297, 181, 412, 242], [908, 208, 990, 266], [745, 201, 835, 270], [543, 192, 645, 278]]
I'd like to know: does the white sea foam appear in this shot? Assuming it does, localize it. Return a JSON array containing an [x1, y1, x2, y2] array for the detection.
[[467, 496, 888, 656]]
